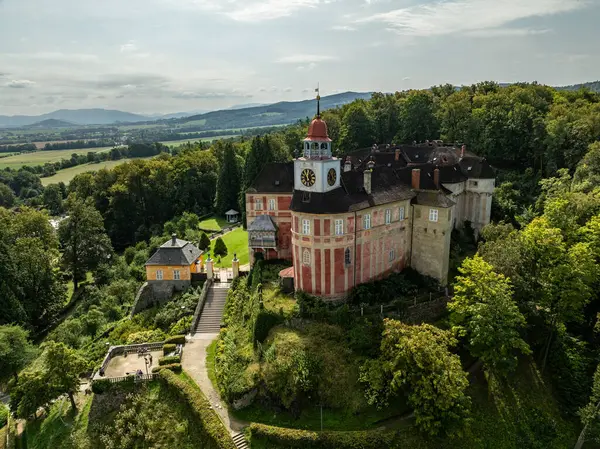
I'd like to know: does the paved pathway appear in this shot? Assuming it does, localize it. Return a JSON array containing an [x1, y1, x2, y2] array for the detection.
[[182, 334, 248, 434]]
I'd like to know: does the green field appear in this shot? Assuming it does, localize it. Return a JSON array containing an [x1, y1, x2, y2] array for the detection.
[[0, 147, 113, 169], [198, 216, 231, 232], [160, 135, 240, 147], [211, 227, 248, 267], [41, 157, 152, 186]]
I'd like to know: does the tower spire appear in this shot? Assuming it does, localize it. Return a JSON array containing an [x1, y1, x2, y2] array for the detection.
[[315, 84, 321, 118]]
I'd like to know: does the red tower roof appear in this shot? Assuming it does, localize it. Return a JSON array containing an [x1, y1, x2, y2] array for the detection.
[[307, 117, 330, 140]]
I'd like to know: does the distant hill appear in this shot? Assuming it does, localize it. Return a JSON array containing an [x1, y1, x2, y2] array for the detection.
[[0, 108, 151, 127], [172, 92, 373, 131], [555, 81, 600, 92], [24, 118, 75, 129]]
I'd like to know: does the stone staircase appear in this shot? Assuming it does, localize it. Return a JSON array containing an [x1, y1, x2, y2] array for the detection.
[[193, 283, 230, 334], [232, 432, 249, 449]]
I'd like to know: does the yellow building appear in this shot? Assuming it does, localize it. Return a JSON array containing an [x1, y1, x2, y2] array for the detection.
[[145, 234, 204, 291]]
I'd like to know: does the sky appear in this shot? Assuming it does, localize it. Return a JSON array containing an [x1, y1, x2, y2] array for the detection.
[[0, 0, 599, 116]]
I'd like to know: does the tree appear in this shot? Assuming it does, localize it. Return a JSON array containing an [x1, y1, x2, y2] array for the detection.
[[396, 90, 440, 143], [360, 320, 471, 436], [199, 232, 211, 252], [215, 143, 241, 215], [449, 255, 531, 375], [10, 370, 56, 419], [42, 184, 64, 215], [42, 341, 86, 411], [59, 196, 113, 289], [0, 325, 36, 383], [574, 363, 600, 449], [338, 102, 375, 151], [573, 142, 600, 192], [213, 237, 228, 258], [0, 183, 16, 208]]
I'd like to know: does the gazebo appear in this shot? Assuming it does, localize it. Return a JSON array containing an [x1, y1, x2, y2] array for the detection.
[[225, 209, 239, 223]]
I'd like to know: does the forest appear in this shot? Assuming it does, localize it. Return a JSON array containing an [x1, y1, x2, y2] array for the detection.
[[1, 81, 600, 448]]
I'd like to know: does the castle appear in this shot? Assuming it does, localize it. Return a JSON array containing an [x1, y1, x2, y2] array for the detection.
[[246, 95, 494, 300]]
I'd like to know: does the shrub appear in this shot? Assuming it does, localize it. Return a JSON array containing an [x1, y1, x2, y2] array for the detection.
[[157, 370, 236, 448], [0, 402, 8, 427], [126, 329, 166, 345], [165, 335, 186, 345], [159, 355, 181, 366], [152, 363, 182, 373], [123, 247, 136, 265], [91, 378, 113, 395], [163, 343, 176, 355], [248, 423, 396, 449], [253, 310, 282, 344], [169, 316, 192, 336]]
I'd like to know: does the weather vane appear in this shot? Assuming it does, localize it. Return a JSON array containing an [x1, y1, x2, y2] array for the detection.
[[315, 83, 321, 117]]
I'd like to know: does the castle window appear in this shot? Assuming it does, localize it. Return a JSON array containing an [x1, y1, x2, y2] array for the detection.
[[268, 199, 276, 211], [156, 270, 163, 280], [385, 209, 391, 225], [255, 198, 263, 210], [173, 270, 181, 280], [363, 214, 371, 230], [321, 143, 328, 150], [429, 209, 439, 222], [303, 249, 311, 265], [399, 207, 405, 221], [302, 219, 311, 235], [345, 248, 351, 266], [389, 249, 395, 262], [335, 219, 344, 235]]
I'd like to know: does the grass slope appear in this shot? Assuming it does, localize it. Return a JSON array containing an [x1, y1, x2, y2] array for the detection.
[[41, 157, 152, 185], [212, 227, 249, 268], [199, 216, 231, 232]]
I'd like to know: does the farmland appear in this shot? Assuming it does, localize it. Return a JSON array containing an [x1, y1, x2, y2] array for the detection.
[[0, 147, 113, 169], [41, 157, 152, 185]]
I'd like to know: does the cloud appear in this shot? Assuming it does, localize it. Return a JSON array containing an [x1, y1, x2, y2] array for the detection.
[[358, 0, 587, 36], [278, 54, 336, 64], [120, 41, 138, 53], [402, 76, 410, 81], [331, 25, 356, 31], [162, 0, 327, 22], [297, 62, 317, 71], [465, 28, 550, 37], [172, 90, 251, 99], [284, 87, 292, 92], [6, 79, 36, 88]]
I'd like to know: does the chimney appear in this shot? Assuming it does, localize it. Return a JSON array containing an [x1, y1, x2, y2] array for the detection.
[[411, 168, 421, 190], [461, 144, 466, 158], [172, 233, 177, 245], [395, 148, 400, 161], [364, 161, 375, 195], [434, 168, 440, 189], [344, 157, 352, 172]]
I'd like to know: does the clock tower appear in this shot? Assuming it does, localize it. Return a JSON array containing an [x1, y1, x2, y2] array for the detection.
[[294, 90, 341, 193]]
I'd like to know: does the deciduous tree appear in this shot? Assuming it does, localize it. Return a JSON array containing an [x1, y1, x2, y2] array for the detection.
[[0, 325, 36, 382], [215, 143, 241, 215]]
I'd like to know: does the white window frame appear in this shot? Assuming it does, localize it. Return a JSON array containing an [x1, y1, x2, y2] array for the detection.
[[302, 219, 311, 235], [334, 219, 344, 236], [385, 209, 391, 225], [268, 198, 276, 211], [302, 249, 311, 265], [255, 198, 263, 210], [399, 207, 405, 221], [173, 269, 181, 280], [389, 248, 395, 262], [429, 208, 439, 223], [364, 214, 371, 230], [156, 269, 163, 280]]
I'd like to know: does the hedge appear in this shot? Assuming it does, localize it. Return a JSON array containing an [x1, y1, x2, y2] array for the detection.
[[165, 335, 186, 345], [159, 355, 181, 366], [163, 343, 176, 355], [157, 370, 236, 449], [152, 363, 182, 374], [248, 423, 397, 449], [253, 310, 282, 345]]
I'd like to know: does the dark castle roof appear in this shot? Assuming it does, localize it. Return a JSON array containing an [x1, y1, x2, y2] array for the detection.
[[146, 236, 203, 266], [247, 143, 492, 214]]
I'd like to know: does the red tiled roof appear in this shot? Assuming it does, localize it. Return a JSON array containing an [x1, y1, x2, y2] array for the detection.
[[279, 266, 294, 278]]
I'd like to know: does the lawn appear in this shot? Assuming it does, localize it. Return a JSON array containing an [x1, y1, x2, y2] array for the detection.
[[65, 272, 94, 304], [198, 216, 231, 232], [41, 157, 153, 186], [0, 147, 113, 169], [211, 227, 248, 268]]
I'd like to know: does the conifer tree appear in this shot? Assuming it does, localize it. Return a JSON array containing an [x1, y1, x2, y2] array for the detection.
[[199, 232, 211, 252]]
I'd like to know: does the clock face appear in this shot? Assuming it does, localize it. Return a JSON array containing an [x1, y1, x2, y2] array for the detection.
[[327, 168, 337, 186], [301, 168, 316, 187]]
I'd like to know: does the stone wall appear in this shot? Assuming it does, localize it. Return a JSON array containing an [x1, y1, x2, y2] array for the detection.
[[130, 281, 184, 316]]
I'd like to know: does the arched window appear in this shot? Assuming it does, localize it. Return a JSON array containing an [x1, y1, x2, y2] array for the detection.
[[302, 249, 311, 265], [305, 142, 310, 150], [311, 142, 319, 150], [321, 143, 328, 150], [344, 248, 351, 266]]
